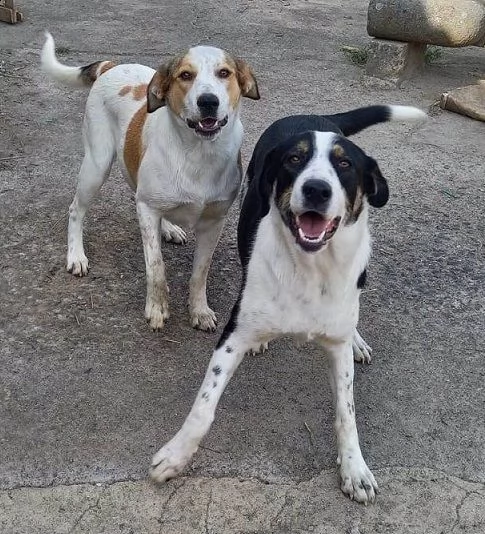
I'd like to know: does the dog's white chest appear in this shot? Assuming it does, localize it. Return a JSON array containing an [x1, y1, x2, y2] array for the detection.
[[135, 118, 243, 227]]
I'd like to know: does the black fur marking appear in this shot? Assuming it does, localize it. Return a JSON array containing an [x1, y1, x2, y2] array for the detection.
[[212, 381, 217, 388], [202, 392, 209, 401], [212, 366, 222, 375], [225, 346, 233, 353], [80, 61, 102, 84], [357, 269, 367, 289]]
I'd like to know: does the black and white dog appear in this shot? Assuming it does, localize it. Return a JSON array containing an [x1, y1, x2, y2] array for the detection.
[[150, 105, 426, 504]]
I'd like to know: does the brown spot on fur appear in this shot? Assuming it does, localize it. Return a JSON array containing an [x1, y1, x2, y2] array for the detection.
[[333, 144, 345, 158], [80, 60, 116, 86], [124, 105, 147, 183], [132, 84, 148, 101], [98, 61, 116, 76], [119, 85, 132, 97], [278, 187, 293, 212], [297, 139, 309, 153], [167, 57, 196, 115]]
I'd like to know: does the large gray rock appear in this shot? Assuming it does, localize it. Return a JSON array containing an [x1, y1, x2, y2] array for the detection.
[[368, 0, 485, 47]]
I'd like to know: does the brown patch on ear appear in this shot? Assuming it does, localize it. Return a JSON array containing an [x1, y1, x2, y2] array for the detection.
[[124, 105, 148, 183], [147, 56, 188, 113], [235, 59, 260, 100], [132, 84, 148, 101], [118, 85, 132, 97]]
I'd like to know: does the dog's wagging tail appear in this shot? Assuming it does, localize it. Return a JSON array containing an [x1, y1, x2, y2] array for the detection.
[[41, 32, 116, 87]]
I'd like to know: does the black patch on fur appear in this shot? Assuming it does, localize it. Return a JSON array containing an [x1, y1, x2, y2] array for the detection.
[[80, 61, 102, 85], [357, 269, 367, 289], [225, 346, 233, 353], [212, 381, 217, 388], [212, 365, 222, 375], [202, 392, 209, 401]]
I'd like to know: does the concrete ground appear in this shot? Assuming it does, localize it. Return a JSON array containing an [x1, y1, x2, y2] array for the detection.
[[1, 0, 484, 532]]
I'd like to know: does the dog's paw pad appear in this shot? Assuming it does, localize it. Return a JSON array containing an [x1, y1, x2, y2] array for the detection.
[[149, 442, 195, 484], [162, 222, 187, 245], [190, 307, 217, 332], [67, 255, 89, 277], [340, 456, 378, 504], [352, 331, 372, 364], [145, 301, 169, 331]]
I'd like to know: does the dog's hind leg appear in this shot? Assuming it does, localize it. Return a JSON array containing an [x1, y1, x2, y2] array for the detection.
[[161, 218, 187, 245], [322, 338, 378, 504], [188, 215, 226, 331], [67, 109, 115, 276], [352, 329, 372, 364], [150, 329, 252, 483]]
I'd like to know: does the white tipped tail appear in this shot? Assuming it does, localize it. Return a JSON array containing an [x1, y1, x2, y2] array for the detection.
[[388, 105, 427, 122], [40, 32, 87, 88]]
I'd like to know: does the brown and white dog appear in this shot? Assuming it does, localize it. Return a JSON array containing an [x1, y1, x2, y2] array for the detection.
[[40, 32, 259, 331]]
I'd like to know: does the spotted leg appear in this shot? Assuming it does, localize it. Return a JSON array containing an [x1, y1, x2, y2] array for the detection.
[[322, 338, 378, 504], [150, 331, 250, 483]]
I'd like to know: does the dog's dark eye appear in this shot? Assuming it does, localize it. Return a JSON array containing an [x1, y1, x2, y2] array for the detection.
[[288, 155, 301, 164], [217, 68, 231, 79], [179, 71, 194, 81], [338, 160, 351, 169]]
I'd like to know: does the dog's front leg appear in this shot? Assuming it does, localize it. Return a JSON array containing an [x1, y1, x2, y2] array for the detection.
[[323, 339, 378, 504], [150, 331, 248, 483], [188, 216, 226, 331], [137, 201, 169, 330]]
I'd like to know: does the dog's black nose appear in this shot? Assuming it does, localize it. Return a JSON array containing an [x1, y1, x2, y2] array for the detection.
[[197, 93, 219, 115], [302, 179, 332, 206]]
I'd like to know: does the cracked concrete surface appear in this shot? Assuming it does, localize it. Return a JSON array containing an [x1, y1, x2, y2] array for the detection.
[[1, 0, 485, 532], [1, 469, 484, 533]]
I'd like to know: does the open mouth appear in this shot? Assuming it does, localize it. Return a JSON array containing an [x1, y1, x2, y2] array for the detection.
[[186, 116, 228, 138], [291, 212, 341, 252]]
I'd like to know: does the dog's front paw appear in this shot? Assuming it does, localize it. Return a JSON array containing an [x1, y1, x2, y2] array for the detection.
[[145, 299, 169, 331], [67, 253, 89, 277], [161, 220, 188, 245], [352, 330, 372, 364], [190, 306, 217, 332], [150, 438, 197, 484], [339, 453, 378, 504]]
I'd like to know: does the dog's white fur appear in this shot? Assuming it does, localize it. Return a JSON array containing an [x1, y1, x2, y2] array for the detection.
[[41, 32, 258, 330], [150, 132, 379, 503]]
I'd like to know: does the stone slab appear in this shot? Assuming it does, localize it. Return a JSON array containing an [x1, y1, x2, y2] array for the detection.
[[365, 38, 427, 82], [368, 0, 485, 47]]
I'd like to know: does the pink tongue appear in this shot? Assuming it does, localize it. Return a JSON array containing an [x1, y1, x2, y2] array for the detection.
[[297, 213, 328, 238], [200, 118, 217, 129]]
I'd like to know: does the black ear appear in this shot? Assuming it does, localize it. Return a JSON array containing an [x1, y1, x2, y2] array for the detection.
[[257, 147, 278, 202], [363, 156, 389, 208]]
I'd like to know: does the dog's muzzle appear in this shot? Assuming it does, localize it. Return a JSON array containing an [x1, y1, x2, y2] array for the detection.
[[186, 116, 228, 139]]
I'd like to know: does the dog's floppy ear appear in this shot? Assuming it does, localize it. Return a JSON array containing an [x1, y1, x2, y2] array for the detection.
[[363, 156, 389, 208], [256, 147, 279, 202], [147, 60, 176, 113], [235, 59, 260, 100]]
